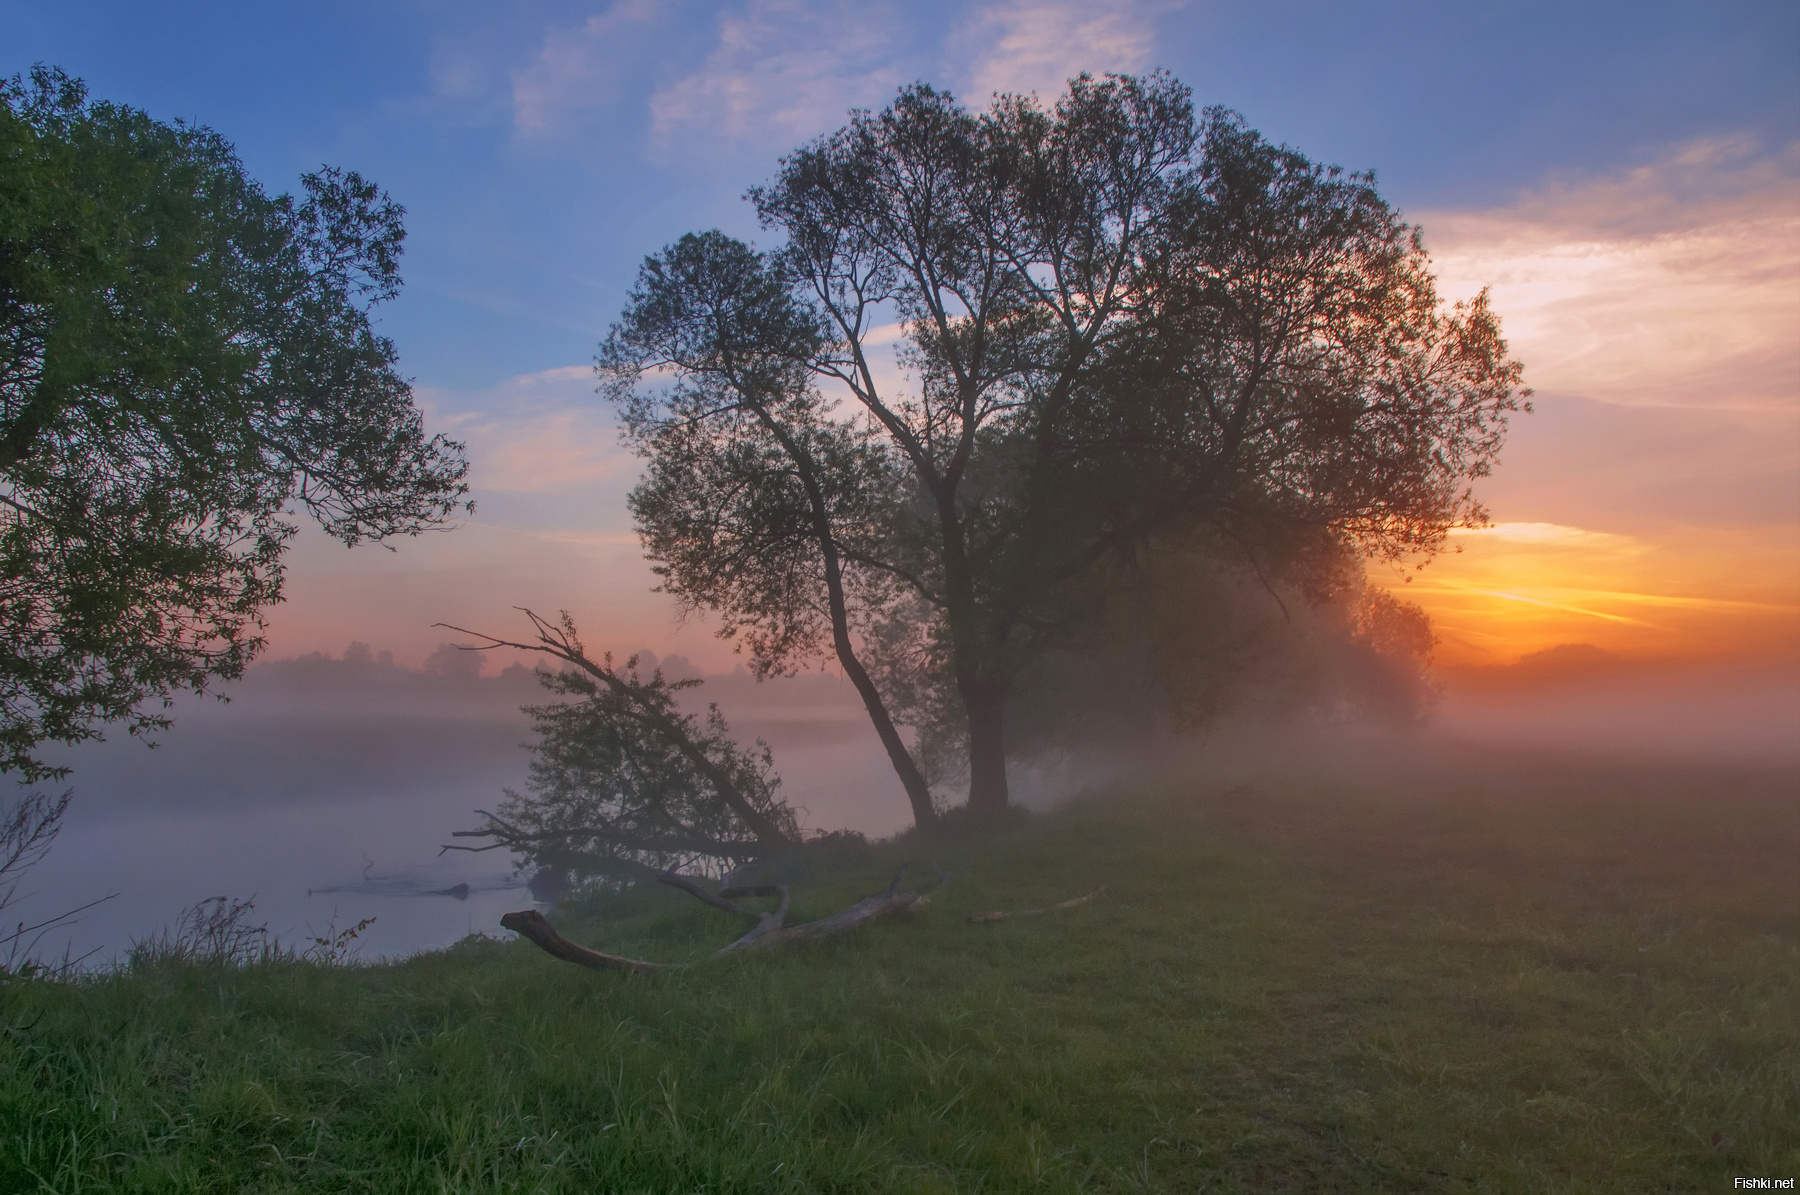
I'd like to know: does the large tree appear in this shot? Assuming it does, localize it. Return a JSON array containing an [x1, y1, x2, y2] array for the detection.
[[1, 67, 470, 780], [602, 72, 1524, 823]]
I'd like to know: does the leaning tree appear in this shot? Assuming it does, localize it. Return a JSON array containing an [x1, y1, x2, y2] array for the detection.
[[600, 72, 1525, 826], [1, 67, 470, 782]]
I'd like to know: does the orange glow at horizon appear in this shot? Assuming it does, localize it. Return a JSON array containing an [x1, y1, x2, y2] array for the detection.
[[1409, 143, 1800, 669], [1400, 522, 1800, 666]]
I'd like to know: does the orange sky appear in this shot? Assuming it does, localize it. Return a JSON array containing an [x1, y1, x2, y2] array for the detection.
[[262, 137, 1800, 672], [1408, 137, 1800, 665]]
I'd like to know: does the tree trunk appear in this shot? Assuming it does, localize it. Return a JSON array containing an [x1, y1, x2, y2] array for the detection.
[[962, 678, 1011, 818], [751, 406, 939, 834], [837, 639, 940, 831]]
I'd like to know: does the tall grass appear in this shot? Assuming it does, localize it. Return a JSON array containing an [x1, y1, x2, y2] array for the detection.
[[0, 758, 1794, 1191]]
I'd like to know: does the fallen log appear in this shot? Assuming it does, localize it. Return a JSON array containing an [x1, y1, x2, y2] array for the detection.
[[717, 871, 927, 954], [499, 910, 667, 972], [968, 884, 1107, 923], [501, 865, 946, 972]]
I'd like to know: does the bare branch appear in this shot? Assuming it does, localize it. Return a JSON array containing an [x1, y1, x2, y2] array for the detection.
[[498, 910, 667, 972], [500, 864, 948, 968], [719, 869, 924, 954], [656, 869, 753, 919]]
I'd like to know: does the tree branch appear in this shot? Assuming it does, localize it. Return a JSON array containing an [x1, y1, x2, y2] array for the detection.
[[499, 865, 950, 969]]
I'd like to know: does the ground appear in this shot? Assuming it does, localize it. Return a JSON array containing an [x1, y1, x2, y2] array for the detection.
[[1, 747, 1794, 1192]]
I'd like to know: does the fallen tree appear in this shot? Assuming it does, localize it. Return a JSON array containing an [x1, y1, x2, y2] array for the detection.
[[438, 610, 801, 891], [498, 865, 947, 972]]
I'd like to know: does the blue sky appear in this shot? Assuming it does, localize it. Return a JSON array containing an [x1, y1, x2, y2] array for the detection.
[[7, 0, 1792, 385], [5, 0, 1797, 666]]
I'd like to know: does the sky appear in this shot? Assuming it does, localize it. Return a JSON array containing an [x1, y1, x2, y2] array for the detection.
[[5, 0, 1798, 670]]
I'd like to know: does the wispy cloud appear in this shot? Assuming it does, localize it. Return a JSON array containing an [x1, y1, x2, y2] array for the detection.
[[512, 0, 660, 136], [953, 0, 1177, 101], [1455, 589, 1667, 629], [648, 0, 911, 156], [1423, 137, 1800, 410], [1447, 522, 1643, 551], [420, 366, 627, 495], [504, 0, 1184, 165], [1408, 516, 1800, 663]]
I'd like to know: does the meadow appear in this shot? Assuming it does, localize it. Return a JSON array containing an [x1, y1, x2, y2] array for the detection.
[[1, 749, 1794, 1192]]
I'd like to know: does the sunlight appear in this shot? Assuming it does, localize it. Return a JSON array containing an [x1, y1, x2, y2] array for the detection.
[[1406, 521, 1800, 663]]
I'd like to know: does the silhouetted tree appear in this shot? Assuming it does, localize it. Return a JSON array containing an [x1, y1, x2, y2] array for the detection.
[[603, 232, 939, 829], [1, 67, 470, 780], [601, 72, 1524, 823]]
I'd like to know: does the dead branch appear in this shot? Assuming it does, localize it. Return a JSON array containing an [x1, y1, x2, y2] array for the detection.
[[717, 869, 928, 954], [656, 868, 788, 922], [499, 910, 667, 972], [714, 883, 793, 952], [968, 884, 1107, 923], [500, 864, 950, 971]]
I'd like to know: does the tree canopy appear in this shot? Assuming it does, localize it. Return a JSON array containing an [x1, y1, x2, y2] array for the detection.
[[602, 72, 1525, 825], [0, 67, 470, 781]]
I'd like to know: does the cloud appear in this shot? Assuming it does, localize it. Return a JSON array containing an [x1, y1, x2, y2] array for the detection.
[[419, 365, 628, 495], [1447, 522, 1643, 550], [510, 0, 1183, 166], [648, 0, 912, 156], [512, 0, 660, 136], [1422, 137, 1800, 410], [954, 0, 1176, 101], [1407, 518, 1800, 664]]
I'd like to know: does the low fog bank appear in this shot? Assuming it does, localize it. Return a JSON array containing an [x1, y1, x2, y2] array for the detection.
[[1435, 646, 1800, 769], [1010, 645, 1799, 812], [30, 642, 887, 817], [10, 640, 1792, 965], [10, 644, 909, 965]]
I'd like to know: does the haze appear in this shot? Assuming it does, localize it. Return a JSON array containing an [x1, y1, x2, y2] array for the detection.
[[2, 0, 1794, 960]]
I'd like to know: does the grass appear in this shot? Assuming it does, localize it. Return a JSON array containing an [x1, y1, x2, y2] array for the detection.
[[0, 754, 1795, 1192]]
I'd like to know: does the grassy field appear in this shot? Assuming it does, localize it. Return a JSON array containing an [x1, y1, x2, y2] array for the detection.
[[1, 752, 1795, 1192]]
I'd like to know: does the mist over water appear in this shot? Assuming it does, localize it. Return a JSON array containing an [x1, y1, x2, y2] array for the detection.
[[8, 649, 910, 966], [8, 644, 1795, 967]]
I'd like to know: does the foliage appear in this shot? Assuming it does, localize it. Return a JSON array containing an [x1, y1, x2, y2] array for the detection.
[[0, 763, 1792, 1189], [0, 66, 470, 780], [447, 611, 800, 889], [601, 72, 1526, 820], [860, 520, 1445, 784]]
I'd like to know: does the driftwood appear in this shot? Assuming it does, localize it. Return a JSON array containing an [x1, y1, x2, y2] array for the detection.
[[968, 885, 1107, 923], [500, 865, 946, 972], [500, 909, 667, 971], [717, 870, 927, 954]]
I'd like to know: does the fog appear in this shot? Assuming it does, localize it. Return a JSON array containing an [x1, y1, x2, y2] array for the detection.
[[7, 646, 907, 966], [7, 642, 1795, 967]]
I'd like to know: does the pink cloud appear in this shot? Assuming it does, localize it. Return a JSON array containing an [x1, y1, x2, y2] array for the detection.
[[1421, 138, 1800, 410]]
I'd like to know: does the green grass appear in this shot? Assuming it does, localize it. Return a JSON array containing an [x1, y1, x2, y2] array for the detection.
[[1, 759, 1795, 1192]]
